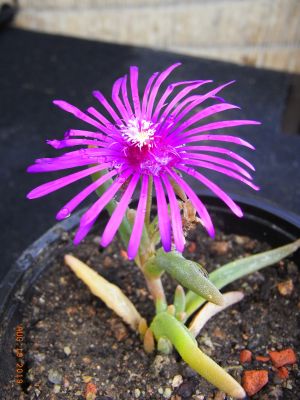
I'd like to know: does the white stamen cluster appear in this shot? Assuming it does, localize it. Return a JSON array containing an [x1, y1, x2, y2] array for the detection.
[[120, 118, 157, 149]]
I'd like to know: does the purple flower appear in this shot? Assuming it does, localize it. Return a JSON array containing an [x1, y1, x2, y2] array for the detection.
[[27, 63, 260, 259]]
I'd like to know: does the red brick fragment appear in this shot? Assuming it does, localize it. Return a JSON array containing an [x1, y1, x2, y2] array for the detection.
[[255, 355, 270, 363], [85, 382, 97, 400], [240, 349, 252, 364], [242, 370, 268, 396], [268, 348, 297, 368], [276, 366, 289, 380]]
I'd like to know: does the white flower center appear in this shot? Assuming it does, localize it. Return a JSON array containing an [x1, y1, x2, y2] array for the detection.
[[120, 118, 157, 149]]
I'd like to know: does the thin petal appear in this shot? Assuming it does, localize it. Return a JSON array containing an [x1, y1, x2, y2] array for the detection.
[[171, 81, 235, 124], [27, 163, 111, 199], [101, 173, 140, 247], [174, 120, 261, 142], [175, 134, 255, 149], [166, 168, 215, 237], [141, 72, 159, 118], [183, 159, 259, 190], [177, 165, 243, 217], [158, 81, 212, 124], [66, 129, 108, 141], [153, 176, 172, 252], [180, 145, 255, 170], [127, 174, 149, 259], [146, 63, 181, 119], [161, 174, 185, 252], [74, 170, 132, 244], [122, 75, 134, 117], [53, 100, 104, 130], [152, 80, 207, 122], [56, 169, 117, 220], [46, 138, 106, 149], [111, 77, 129, 120], [79, 169, 132, 226], [27, 157, 100, 173], [168, 103, 240, 138], [130, 66, 141, 118], [93, 90, 122, 123], [182, 153, 253, 179]]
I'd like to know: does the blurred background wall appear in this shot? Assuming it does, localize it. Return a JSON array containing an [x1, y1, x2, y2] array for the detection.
[[13, 0, 300, 73]]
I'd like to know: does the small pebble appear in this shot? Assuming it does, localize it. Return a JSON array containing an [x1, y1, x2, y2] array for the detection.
[[53, 384, 61, 394], [172, 375, 183, 388], [134, 388, 141, 398], [48, 369, 63, 385], [277, 279, 294, 296], [163, 387, 172, 399], [64, 346, 71, 356]]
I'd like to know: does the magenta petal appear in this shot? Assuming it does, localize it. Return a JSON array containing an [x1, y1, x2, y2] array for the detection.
[[47, 138, 105, 149], [111, 77, 129, 120], [152, 80, 206, 122], [176, 81, 235, 118], [80, 169, 132, 226], [181, 145, 255, 171], [153, 176, 172, 252], [177, 165, 243, 218], [161, 174, 185, 253], [182, 153, 253, 179], [130, 66, 141, 119], [121, 75, 134, 117], [66, 129, 107, 141], [158, 80, 212, 125], [56, 169, 117, 220], [183, 159, 259, 190], [93, 90, 122, 123], [27, 163, 111, 199], [141, 72, 159, 118], [74, 221, 94, 245], [27, 158, 97, 172], [127, 175, 149, 259], [146, 63, 181, 119], [166, 168, 215, 237], [176, 120, 261, 141], [100, 173, 140, 247], [53, 100, 104, 130], [169, 103, 240, 137], [178, 134, 255, 149]]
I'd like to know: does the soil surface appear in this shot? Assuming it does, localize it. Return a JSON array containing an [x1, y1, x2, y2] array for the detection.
[[3, 222, 300, 400]]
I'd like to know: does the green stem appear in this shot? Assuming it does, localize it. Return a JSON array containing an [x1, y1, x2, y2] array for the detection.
[[151, 312, 245, 398]]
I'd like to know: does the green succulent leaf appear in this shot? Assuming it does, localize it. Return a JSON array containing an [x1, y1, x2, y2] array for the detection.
[[185, 239, 300, 318], [150, 312, 245, 398], [174, 285, 186, 316], [151, 248, 224, 306]]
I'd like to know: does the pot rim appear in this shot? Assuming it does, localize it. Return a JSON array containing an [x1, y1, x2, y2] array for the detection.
[[0, 192, 299, 314]]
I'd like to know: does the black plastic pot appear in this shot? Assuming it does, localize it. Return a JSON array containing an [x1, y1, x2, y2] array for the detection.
[[0, 194, 299, 391]]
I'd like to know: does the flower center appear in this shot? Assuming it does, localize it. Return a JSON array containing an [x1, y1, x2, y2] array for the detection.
[[120, 118, 157, 149]]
